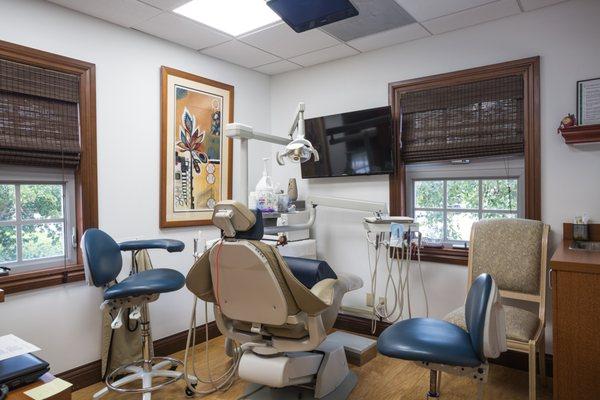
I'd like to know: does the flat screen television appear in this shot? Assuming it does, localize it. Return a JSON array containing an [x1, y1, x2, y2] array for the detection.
[[301, 106, 394, 178]]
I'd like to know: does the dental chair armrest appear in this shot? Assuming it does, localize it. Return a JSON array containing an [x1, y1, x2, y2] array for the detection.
[[119, 239, 185, 253], [309, 279, 338, 307]]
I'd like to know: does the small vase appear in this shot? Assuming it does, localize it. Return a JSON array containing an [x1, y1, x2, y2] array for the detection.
[[287, 178, 298, 202]]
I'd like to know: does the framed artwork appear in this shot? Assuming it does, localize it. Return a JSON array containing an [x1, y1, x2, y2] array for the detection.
[[577, 77, 600, 126], [160, 66, 234, 228]]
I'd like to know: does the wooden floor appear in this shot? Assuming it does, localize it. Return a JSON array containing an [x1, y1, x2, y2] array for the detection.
[[74, 334, 552, 400]]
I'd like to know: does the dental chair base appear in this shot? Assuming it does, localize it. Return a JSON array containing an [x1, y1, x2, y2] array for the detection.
[[242, 374, 357, 400], [238, 336, 357, 399]]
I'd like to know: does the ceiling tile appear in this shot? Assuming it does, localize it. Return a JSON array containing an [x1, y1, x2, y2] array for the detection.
[[347, 23, 430, 52], [254, 60, 302, 75], [48, 0, 162, 27], [422, 0, 521, 35], [322, 0, 415, 42], [394, 0, 498, 21], [138, 0, 190, 11], [289, 44, 359, 67], [239, 22, 340, 59], [201, 40, 280, 68], [133, 12, 231, 50], [519, 0, 568, 11]]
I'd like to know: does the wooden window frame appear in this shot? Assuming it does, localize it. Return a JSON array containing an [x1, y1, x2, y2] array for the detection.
[[0, 40, 97, 294], [389, 57, 540, 266]]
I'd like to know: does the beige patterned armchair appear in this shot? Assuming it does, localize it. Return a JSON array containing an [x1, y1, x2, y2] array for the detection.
[[444, 218, 550, 400]]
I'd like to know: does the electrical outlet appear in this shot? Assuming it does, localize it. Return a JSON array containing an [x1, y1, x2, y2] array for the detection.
[[366, 293, 374, 307]]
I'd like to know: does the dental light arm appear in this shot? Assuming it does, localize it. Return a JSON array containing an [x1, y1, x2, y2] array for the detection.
[[224, 102, 319, 205], [263, 195, 387, 235], [225, 123, 291, 146]]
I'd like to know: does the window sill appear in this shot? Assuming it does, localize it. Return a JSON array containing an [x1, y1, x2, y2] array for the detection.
[[0, 264, 85, 296], [416, 246, 469, 266]]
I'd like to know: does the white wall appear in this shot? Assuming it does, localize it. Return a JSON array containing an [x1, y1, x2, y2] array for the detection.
[[269, 0, 600, 352], [0, 0, 271, 373]]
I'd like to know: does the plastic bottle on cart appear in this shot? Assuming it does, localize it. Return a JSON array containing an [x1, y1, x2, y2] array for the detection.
[[255, 158, 277, 212]]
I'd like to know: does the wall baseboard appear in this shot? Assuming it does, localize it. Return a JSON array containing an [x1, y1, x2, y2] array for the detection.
[[334, 313, 553, 377], [56, 321, 220, 391]]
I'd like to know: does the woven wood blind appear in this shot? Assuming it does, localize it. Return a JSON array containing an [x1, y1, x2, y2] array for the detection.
[[400, 75, 524, 164], [0, 58, 81, 168]]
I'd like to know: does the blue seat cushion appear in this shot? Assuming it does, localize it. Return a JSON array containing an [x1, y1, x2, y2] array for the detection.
[[283, 256, 338, 288], [377, 318, 482, 367], [104, 269, 185, 300]]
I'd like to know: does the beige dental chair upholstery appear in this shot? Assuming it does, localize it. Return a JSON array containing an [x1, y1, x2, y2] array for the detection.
[[443, 218, 550, 400], [186, 200, 362, 399]]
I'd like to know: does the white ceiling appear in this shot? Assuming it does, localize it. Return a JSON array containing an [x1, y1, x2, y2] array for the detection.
[[46, 0, 571, 75]]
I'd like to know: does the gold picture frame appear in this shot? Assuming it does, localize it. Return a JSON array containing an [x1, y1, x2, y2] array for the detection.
[[160, 66, 234, 228]]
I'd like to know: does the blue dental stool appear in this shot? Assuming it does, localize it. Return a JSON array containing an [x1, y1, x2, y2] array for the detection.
[[81, 229, 190, 399], [377, 273, 506, 399]]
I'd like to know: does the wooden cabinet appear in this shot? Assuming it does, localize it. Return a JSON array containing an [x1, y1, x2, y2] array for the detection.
[[551, 243, 600, 399]]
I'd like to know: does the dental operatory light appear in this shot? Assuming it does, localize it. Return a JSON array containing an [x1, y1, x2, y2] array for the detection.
[[174, 0, 281, 37], [275, 102, 319, 165]]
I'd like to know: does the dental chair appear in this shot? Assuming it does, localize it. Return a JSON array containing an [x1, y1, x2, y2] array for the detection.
[[186, 200, 363, 399], [81, 229, 189, 399], [377, 273, 506, 399]]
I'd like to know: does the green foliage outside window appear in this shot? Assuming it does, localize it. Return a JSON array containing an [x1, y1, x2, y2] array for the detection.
[[414, 178, 518, 242], [0, 184, 65, 265]]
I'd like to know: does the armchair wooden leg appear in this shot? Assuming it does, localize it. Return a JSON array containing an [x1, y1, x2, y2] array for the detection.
[[538, 334, 547, 387], [528, 341, 537, 400]]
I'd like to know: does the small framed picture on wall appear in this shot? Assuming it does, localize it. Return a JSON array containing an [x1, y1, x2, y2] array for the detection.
[[577, 77, 600, 125]]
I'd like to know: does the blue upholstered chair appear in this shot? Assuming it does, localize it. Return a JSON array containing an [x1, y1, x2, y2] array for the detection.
[[81, 229, 189, 400], [377, 273, 506, 399]]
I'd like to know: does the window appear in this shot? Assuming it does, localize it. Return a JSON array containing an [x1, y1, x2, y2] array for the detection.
[[413, 178, 519, 244], [1, 167, 76, 272], [406, 158, 524, 246], [389, 58, 540, 265], [0, 40, 97, 295]]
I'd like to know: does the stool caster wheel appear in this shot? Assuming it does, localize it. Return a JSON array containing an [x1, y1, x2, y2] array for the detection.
[[185, 383, 197, 397]]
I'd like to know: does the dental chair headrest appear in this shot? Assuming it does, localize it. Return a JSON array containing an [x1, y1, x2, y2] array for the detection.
[[235, 210, 264, 241], [212, 200, 257, 238]]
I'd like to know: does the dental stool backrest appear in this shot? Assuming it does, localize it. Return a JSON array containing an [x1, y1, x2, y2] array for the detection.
[[81, 229, 123, 287], [466, 273, 506, 360]]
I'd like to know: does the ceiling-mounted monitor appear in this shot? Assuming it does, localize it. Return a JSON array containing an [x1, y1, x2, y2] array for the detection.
[[266, 0, 359, 33]]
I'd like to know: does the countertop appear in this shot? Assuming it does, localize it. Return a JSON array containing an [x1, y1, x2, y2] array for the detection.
[[550, 240, 600, 274]]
